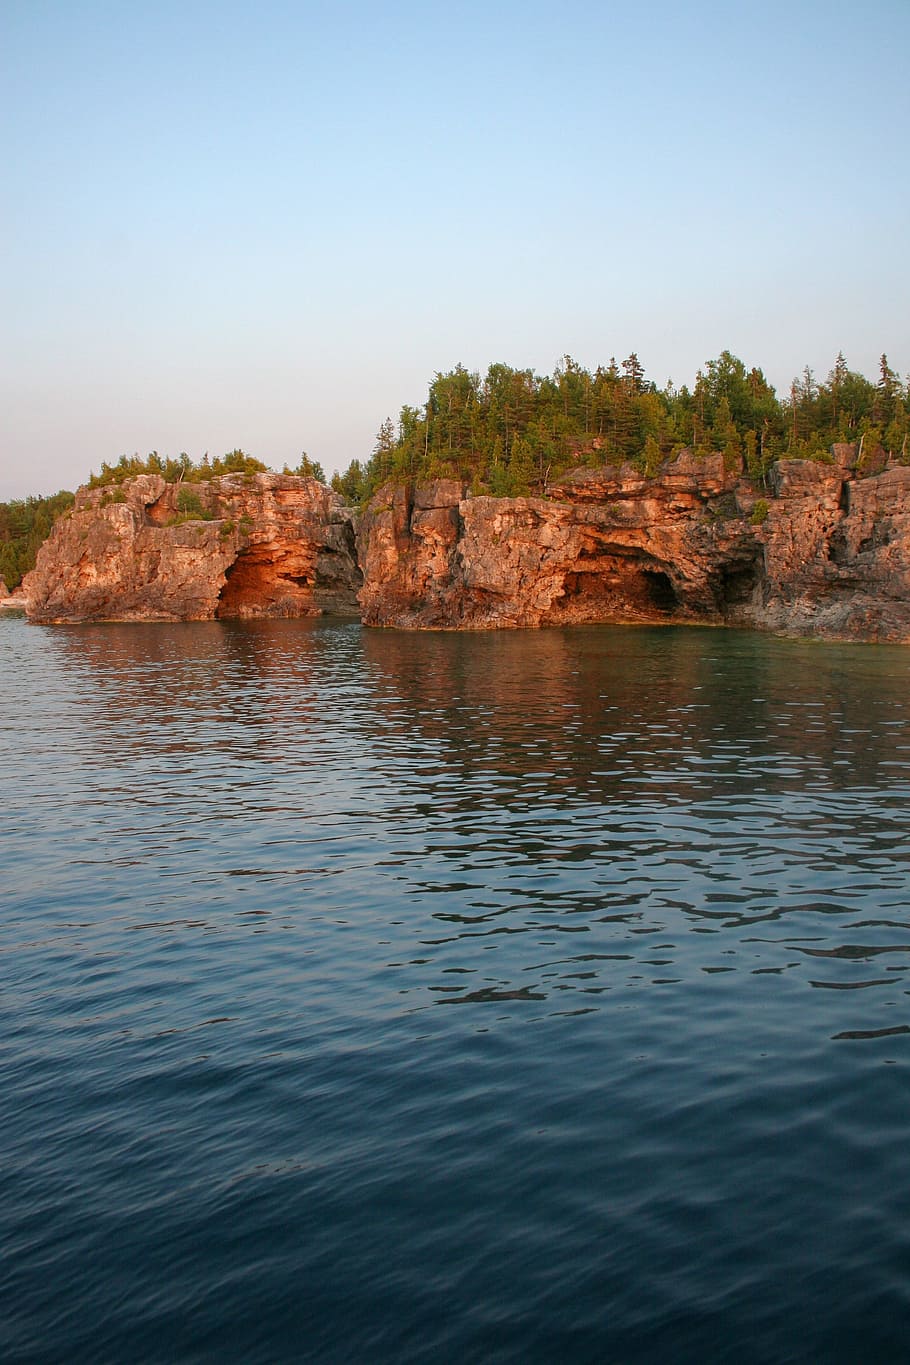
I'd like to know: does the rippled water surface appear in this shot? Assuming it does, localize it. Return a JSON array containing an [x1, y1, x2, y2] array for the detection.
[[2, 617, 910, 1362]]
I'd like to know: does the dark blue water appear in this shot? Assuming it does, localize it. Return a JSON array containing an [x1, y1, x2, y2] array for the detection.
[[2, 616, 910, 1363]]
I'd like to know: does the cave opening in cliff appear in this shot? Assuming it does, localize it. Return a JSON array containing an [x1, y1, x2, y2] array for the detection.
[[716, 550, 763, 610], [640, 568, 678, 613], [217, 546, 314, 618], [553, 557, 681, 622]]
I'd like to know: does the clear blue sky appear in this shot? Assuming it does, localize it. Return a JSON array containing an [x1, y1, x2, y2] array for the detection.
[[2, 0, 908, 498]]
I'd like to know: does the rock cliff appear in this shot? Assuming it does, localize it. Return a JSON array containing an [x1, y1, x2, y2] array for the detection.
[[23, 451, 910, 641], [25, 473, 361, 623], [357, 451, 910, 642]]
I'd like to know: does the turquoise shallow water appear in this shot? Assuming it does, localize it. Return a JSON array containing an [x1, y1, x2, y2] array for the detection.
[[2, 616, 910, 1363]]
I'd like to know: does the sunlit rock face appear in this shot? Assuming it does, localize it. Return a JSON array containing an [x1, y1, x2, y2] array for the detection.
[[357, 453, 910, 642], [358, 457, 760, 631], [25, 473, 361, 623], [750, 460, 910, 641], [23, 451, 910, 641]]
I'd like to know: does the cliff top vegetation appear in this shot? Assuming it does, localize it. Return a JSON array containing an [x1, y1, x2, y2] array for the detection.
[[330, 351, 910, 505], [87, 448, 327, 488]]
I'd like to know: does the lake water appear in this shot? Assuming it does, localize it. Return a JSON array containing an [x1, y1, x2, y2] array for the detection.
[[2, 615, 910, 1363]]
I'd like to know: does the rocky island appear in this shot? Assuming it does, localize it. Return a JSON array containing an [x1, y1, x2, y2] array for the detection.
[[25, 471, 362, 624], [22, 446, 910, 643]]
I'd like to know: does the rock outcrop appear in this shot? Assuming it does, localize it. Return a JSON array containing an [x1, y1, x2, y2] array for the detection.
[[357, 452, 910, 642], [751, 460, 910, 640], [25, 473, 361, 623], [22, 452, 910, 642]]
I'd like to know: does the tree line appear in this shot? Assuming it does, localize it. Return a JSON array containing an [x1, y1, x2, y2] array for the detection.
[[330, 351, 909, 504], [86, 448, 325, 487], [0, 490, 75, 590]]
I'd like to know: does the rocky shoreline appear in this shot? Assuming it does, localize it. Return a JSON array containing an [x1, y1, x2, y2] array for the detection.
[[20, 448, 910, 643]]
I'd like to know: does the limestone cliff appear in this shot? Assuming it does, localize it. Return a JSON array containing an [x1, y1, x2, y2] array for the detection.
[[25, 473, 361, 623], [357, 451, 910, 642], [751, 458, 910, 640], [23, 452, 910, 641]]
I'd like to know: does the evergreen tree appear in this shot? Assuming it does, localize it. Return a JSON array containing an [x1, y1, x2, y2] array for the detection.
[[0, 490, 75, 588]]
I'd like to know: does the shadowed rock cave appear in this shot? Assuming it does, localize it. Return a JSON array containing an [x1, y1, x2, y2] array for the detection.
[[216, 545, 316, 618], [217, 540, 362, 619], [715, 546, 764, 612], [554, 554, 682, 621], [640, 568, 678, 612]]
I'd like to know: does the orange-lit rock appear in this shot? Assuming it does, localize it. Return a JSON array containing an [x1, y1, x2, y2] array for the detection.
[[358, 458, 758, 630], [25, 473, 361, 623], [751, 460, 910, 640], [357, 452, 910, 641], [23, 451, 910, 642]]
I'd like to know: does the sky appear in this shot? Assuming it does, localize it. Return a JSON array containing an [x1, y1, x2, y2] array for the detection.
[[2, 0, 908, 499]]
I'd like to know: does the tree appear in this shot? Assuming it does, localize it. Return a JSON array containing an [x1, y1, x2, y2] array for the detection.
[[874, 353, 900, 428], [711, 396, 742, 466], [284, 452, 327, 482], [0, 490, 75, 588], [622, 352, 645, 394], [331, 459, 368, 503], [371, 418, 397, 483]]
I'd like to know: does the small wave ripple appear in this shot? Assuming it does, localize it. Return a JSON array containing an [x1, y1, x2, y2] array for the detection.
[[2, 619, 909, 1362]]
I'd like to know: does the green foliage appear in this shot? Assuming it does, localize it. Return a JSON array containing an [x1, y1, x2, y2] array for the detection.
[[0, 489, 75, 588], [750, 499, 770, 525], [330, 459, 370, 504], [333, 350, 907, 505], [88, 449, 270, 489], [640, 435, 663, 477], [282, 452, 327, 482], [174, 488, 212, 522]]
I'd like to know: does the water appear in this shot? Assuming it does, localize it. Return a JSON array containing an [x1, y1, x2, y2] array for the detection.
[[2, 616, 910, 1363]]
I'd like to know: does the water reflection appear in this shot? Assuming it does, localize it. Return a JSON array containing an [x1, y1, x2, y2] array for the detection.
[[38, 618, 910, 798], [11, 617, 908, 1039], [360, 624, 910, 799], [4, 615, 910, 1362]]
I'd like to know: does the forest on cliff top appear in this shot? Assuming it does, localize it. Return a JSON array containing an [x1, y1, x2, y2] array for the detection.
[[331, 350, 909, 504], [2, 350, 907, 589]]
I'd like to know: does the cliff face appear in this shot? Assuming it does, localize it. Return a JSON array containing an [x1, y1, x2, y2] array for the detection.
[[23, 453, 910, 641], [358, 455, 752, 628], [25, 473, 361, 624], [357, 452, 910, 642], [750, 460, 910, 640]]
